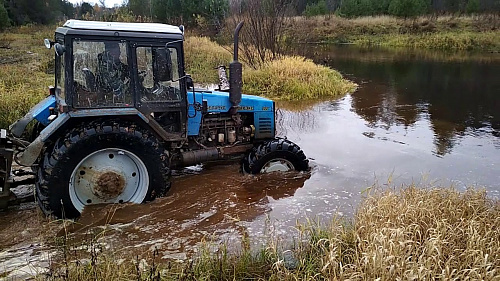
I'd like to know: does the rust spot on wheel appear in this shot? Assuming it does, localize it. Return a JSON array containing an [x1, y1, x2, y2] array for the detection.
[[94, 171, 125, 200]]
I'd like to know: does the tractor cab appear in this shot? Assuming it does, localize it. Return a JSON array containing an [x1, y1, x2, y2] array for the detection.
[[51, 20, 187, 139]]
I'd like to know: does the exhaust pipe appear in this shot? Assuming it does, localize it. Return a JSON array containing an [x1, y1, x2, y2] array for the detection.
[[229, 21, 244, 115]]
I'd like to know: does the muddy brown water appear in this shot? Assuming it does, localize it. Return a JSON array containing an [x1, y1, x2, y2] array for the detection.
[[1, 46, 499, 276]]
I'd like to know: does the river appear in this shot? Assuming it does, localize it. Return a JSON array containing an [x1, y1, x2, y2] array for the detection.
[[1, 46, 499, 278]]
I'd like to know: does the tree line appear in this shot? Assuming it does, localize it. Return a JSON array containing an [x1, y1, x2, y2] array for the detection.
[[1, 0, 499, 31], [299, 0, 499, 18]]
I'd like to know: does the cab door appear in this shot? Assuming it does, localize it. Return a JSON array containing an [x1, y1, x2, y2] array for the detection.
[[132, 42, 187, 138]]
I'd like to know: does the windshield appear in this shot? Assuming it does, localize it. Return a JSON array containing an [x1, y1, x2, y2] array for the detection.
[[136, 46, 181, 102], [72, 39, 132, 108]]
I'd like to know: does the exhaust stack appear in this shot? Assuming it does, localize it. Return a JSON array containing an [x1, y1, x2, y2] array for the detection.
[[229, 21, 244, 114]]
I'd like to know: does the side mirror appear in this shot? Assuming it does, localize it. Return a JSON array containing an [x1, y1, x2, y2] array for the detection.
[[154, 48, 173, 82], [54, 43, 66, 56], [186, 75, 194, 89]]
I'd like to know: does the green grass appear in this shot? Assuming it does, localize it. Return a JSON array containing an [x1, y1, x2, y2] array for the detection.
[[41, 186, 499, 280]]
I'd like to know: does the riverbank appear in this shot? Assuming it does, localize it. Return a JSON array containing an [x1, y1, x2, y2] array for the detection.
[[39, 186, 499, 280], [286, 15, 500, 52]]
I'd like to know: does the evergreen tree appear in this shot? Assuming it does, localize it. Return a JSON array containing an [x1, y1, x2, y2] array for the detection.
[[339, 0, 373, 17], [303, 0, 328, 17], [79, 2, 94, 17], [0, 0, 10, 30], [371, 0, 391, 14], [465, 0, 479, 13], [388, 0, 426, 18]]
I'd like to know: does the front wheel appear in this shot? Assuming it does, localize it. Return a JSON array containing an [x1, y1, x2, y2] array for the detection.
[[242, 139, 309, 174], [35, 120, 171, 219]]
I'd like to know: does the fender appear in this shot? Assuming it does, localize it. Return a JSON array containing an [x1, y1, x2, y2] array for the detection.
[[15, 108, 182, 166], [9, 95, 56, 138]]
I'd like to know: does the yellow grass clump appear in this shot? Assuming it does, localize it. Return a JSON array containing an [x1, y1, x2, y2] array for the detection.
[[302, 186, 500, 280], [243, 56, 357, 100]]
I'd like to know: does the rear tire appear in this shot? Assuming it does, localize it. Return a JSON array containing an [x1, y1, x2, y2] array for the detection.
[[242, 138, 308, 174], [35, 120, 170, 219]]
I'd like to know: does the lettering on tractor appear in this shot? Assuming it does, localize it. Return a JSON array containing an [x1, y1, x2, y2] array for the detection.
[[0, 20, 309, 219]]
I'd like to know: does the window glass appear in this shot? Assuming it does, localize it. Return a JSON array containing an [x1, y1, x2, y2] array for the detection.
[[136, 46, 181, 102], [72, 40, 132, 107], [55, 48, 65, 100]]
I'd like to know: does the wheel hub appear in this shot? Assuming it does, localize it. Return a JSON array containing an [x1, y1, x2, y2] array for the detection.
[[260, 158, 294, 173], [94, 171, 126, 200], [69, 148, 149, 213]]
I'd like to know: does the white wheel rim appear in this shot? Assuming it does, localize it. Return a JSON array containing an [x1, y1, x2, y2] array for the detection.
[[69, 148, 149, 213], [260, 158, 294, 173]]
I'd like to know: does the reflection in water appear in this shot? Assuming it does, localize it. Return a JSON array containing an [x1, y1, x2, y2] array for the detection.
[[296, 45, 500, 156]]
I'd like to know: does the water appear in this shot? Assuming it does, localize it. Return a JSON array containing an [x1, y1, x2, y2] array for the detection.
[[1, 46, 499, 276]]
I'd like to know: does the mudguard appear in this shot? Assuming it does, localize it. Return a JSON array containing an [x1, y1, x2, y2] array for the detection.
[[9, 95, 56, 138], [15, 108, 170, 166]]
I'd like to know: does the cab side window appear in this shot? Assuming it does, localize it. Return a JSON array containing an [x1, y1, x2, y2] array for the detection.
[[136, 46, 180, 102]]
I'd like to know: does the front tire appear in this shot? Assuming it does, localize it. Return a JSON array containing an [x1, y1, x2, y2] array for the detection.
[[242, 138, 309, 174], [35, 120, 170, 219]]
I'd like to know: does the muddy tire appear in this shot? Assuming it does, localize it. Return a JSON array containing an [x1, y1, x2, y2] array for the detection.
[[35, 120, 170, 219], [242, 138, 308, 174]]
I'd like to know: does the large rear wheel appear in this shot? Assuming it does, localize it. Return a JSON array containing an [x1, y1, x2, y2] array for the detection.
[[35, 120, 170, 219], [242, 138, 309, 174]]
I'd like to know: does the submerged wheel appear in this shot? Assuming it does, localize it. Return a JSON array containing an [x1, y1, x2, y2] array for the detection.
[[35, 120, 170, 219], [242, 138, 309, 174]]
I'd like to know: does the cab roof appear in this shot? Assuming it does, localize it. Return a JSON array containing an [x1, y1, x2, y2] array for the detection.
[[56, 20, 184, 40]]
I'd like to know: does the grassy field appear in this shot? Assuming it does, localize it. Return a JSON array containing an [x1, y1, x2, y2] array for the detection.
[[0, 25, 54, 128], [287, 15, 500, 52], [41, 186, 499, 280], [0, 26, 355, 128]]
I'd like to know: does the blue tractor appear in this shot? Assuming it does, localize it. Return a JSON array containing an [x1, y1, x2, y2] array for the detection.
[[0, 20, 308, 219]]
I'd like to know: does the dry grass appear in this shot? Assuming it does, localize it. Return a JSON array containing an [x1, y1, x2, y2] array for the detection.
[[184, 35, 232, 84], [287, 15, 500, 51], [40, 186, 499, 280], [354, 31, 500, 51], [0, 25, 54, 128]]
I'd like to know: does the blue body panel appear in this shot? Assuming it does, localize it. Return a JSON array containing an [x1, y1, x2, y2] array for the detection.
[[187, 90, 274, 138], [33, 95, 57, 126]]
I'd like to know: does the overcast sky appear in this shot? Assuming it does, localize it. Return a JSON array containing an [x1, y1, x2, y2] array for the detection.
[[68, 0, 126, 8]]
